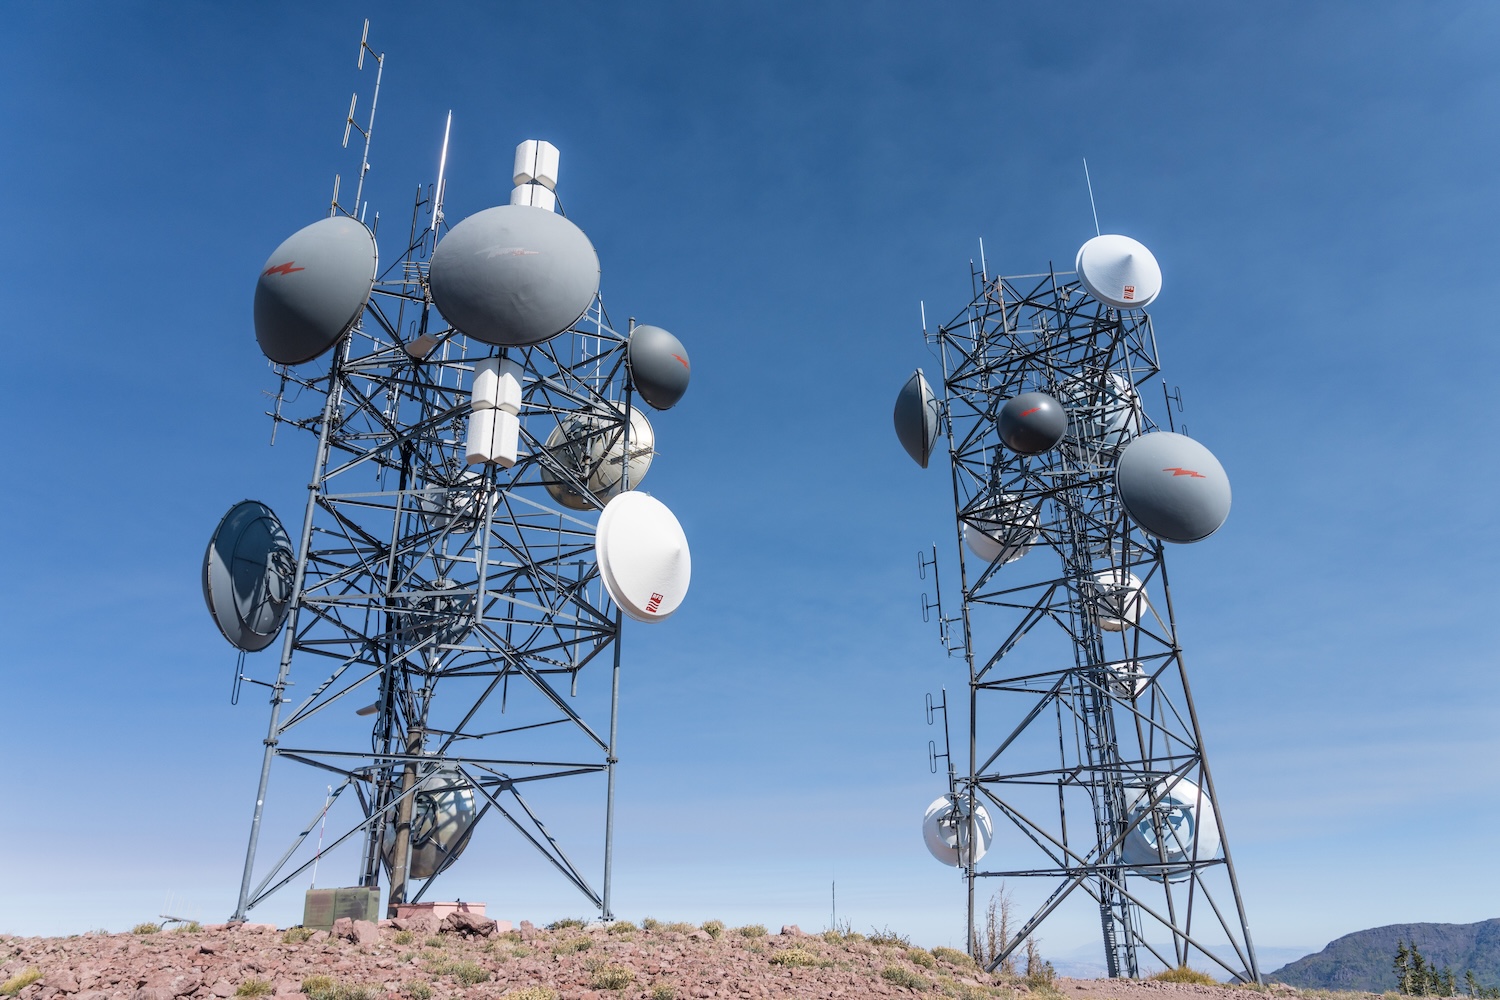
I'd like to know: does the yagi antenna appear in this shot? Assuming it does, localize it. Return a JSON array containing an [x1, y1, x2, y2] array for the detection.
[[1083, 157, 1101, 237], [333, 19, 384, 221]]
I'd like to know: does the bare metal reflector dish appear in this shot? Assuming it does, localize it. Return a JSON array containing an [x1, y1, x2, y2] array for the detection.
[[628, 325, 691, 410], [998, 392, 1067, 455], [595, 490, 690, 623], [203, 500, 296, 652], [1075, 234, 1162, 310], [922, 794, 992, 867], [379, 765, 478, 880], [254, 217, 378, 365], [893, 369, 941, 468], [962, 494, 1040, 566], [1116, 432, 1231, 543], [1121, 777, 1219, 881], [429, 205, 600, 346]]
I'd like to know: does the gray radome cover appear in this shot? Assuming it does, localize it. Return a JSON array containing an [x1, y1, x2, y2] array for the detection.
[[254, 216, 377, 365], [1115, 432, 1231, 543], [203, 500, 296, 652], [628, 325, 691, 410], [998, 391, 1067, 455], [429, 205, 600, 346], [893, 369, 941, 468]]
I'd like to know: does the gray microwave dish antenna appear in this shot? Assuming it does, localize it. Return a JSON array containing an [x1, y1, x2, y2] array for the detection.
[[203, 500, 296, 652], [998, 392, 1067, 455], [923, 794, 993, 867], [254, 216, 377, 365], [595, 490, 691, 623], [1116, 432, 1231, 543], [379, 765, 478, 880], [627, 325, 691, 410], [1075, 234, 1162, 310], [428, 204, 600, 346], [893, 369, 941, 468]]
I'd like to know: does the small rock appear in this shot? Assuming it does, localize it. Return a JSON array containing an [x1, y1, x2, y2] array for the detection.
[[779, 925, 802, 937], [330, 918, 355, 943], [197, 945, 216, 956], [351, 920, 380, 948], [439, 912, 496, 938], [519, 920, 537, 941], [210, 981, 233, 998], [45, 973, 80, 994], [308, 932, 328, 945], [689, 930, 711, 942]]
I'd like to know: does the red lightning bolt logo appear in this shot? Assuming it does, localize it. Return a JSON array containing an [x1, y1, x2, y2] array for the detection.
[[263, 261, 305, 277], [1163, 467, 1205, 478], [671, 353, 689, 370], [1020, 406, 1041, 417]]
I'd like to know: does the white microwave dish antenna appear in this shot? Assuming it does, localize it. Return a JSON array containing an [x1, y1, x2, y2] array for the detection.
[[202, 500, 296, 652], [1093, 568, 1148, 631], [922, 794, 993, 867], [962, 494, 1040, 566], [428, 204, 600, 346], [253, 216, 378, 365], [1121, 777, 1220, 881], [1062, 370, 1140, 454], [595, 491, 691, 623], [1075, 234, 1162, 310], [1116, 432, 1232, 543]]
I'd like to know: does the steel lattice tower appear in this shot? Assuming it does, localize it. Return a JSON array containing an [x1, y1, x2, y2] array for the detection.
[[230, 29, 651, 923], [923, 260, 1260, 982]]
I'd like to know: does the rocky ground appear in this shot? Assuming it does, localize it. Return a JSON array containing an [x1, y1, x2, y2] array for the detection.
[[0, 919, 1384, 1000]]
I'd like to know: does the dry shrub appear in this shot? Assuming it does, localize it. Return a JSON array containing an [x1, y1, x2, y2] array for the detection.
[[931, 947, 974, 967], [769, 947, 820, 967], [1, 971, 42, 997], [701, 920, 725, 938], [881, 966, 929, 990], [1151, 967, 1216, 986]]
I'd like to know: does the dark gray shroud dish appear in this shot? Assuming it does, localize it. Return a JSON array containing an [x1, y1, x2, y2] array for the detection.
[[203, 500, 297, 652], [894, 369, 941, 468], [429, 205, 600, 347], [627, 325, 691, 410], [1115, 431, 1232, 543], [254, 217, 378, 366], [998, 392, 1068, 455]]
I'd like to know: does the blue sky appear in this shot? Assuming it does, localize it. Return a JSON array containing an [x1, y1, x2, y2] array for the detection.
[[2, 2, 1498, 971]]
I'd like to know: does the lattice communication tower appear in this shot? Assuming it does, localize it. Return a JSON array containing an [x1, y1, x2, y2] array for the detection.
[[898, 237, 1260, 982]]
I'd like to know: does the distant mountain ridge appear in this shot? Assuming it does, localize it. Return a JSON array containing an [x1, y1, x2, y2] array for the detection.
[[1270, 919, 1500, 992]]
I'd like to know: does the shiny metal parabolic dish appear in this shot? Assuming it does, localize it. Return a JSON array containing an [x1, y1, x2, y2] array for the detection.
[[893, 369, 940, 468], [1116, 432, 1232, 543], [998, 391, 1067, 455], [1120, 777, 1220, 882], [429, 205, 600, 346], [380, 765, 478, 880], [254, 217, 378, 365], [203, 500, 296, 652], [627, 325, 691, 410]]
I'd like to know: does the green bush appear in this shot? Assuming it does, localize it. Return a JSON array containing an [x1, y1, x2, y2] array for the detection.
[[551, 936, 592, 955], [132, 923, 161, 935], [301, 975, 336, 996], [548, 918, 586, 930], [701, 920, 724, 939], [301, 980, 374, 1000], [769, 947, 820, 967], [906, 949, 937, 968], [881, 966, 928, 990], [176, 921, 203, 934], [283, 927, 314, 944], [1, 970, 42, 997], [504, 989, 557, 1000], [402, 984, 432, 1000], [1151, 967, 1215, 986], [650, 987, 676, 1000], [423, 936, 444, 949], [931, 947, 974, 967], [393, 929, 414, 946], [870, 927, 912, 948], [737, 924, 767, 938], [658, 922, 697, 934], [608, 921, 638, 936], [588, 965, 635, 990], [641, 917, 660, 930], [236, 980, 274, 998]]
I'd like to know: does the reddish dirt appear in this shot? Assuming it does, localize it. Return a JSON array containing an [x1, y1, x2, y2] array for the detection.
[[0, 922, 1362, 1000]]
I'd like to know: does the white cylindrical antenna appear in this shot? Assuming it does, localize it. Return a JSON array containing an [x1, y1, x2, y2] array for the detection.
[[979, 238, 987, 279], [1083, 157, 1101, 237], [920, 300, 927, 334], [432, 111, 452, 233], [358, 18, 369, 69]]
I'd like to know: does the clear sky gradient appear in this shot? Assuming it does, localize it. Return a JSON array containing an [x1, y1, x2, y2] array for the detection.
[[2, 2, 1497, 970]]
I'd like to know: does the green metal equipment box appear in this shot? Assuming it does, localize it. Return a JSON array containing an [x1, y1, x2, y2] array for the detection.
[[302, 887, 381, 930]]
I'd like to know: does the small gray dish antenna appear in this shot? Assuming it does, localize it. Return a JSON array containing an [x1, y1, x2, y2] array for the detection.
[[428, 204, 600, 346], [894, 369, 941, 468], [998, 392, 1067, 455], [254, 217, 378, 366], [203, 500, 296, 652], [1116, 432, 1231, 543], [379, 764, 478, 880], [627, 325, 691, 410]]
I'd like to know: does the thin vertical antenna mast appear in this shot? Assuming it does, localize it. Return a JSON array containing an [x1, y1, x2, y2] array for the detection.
[[432, 111, 453, 234], [344, 19, 384, 222], [1083, 157, 1101, 237]]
